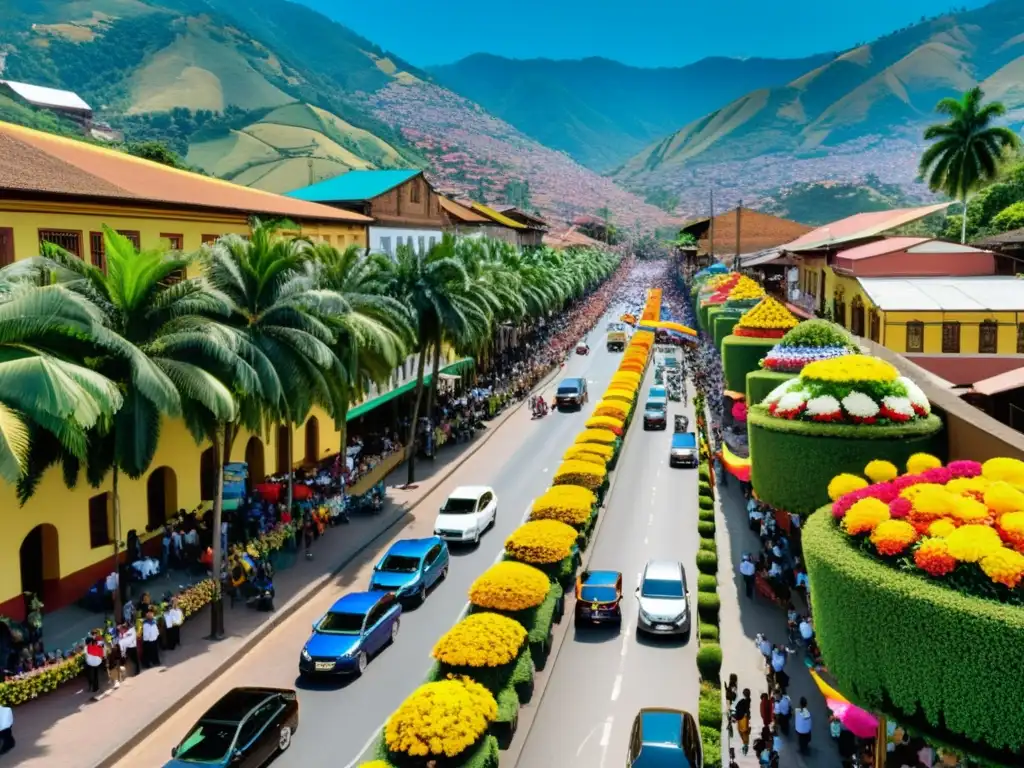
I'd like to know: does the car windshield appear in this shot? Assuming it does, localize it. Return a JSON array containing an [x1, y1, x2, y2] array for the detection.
[[317, 611, 365, 634], [380, 555, 421, 573], [557, 385, 580, 395], [642, 578, 684, 599], [442, 497, 478, 513], [581, 585, 618, 603], [174, 720, 237, 763], [646, 402, 666, 413]]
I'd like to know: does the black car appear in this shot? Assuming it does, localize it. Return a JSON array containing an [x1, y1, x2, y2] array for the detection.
[[556, 377, 588, 409], [166, 687, 299, 768], [643, 398, 668, 430]]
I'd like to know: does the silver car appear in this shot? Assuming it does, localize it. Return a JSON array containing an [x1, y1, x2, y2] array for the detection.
[[635, 560, 691, 639]]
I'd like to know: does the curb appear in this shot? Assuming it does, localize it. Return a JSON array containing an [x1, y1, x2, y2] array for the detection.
[[95, 364, 563, 768]]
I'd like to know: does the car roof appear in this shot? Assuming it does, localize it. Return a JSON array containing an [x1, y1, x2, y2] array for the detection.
[[203, 688, 286, 722], [643, 560, 684, 581], [582, 570, 621, 586], [558, 377, 584, 386], [671, 433, 695, 445], [646, 397, 667, 406], [328, 591, 384, 615], [448, 485, 492, 500], [385, 537, 440, 558], [640, 708, 684, 746]]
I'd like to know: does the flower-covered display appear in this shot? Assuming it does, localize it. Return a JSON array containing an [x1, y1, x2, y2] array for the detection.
[[553, 459, 607, 491], [585, 415, 624, 435], [530, 485, 597, 527], [730, 401, 748, 423], [432, 613, 528, 668], [760, 355, 932, 425], [505, 520, 578, 565], [733, 297, 798, 338], [384, 677, 497, 759], [723, 275, 765, 302], [761, 319, 858, 373], [561, 448, 606, 467], [564, 443, 613, 462], [603, 388, 636, 404], [469, 562, 551, 612], [830, 456, 1024, 599], [575, 429, 617, 446]]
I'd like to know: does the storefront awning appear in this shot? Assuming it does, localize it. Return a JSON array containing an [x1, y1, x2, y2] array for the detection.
[[346, 357, 475, 421]]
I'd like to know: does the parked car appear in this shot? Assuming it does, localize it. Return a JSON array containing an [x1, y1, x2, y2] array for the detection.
[[626, 708, 703, 767], [433, 485, 498, 544], [648, 385, 668, 400], [576, 341, 590, 355], [556, 377, 588, 409], [166, 687, 298, 768], [299, 591, 401, 677], [574, 569, 623, 627], [369, 537, 449, 603], [643, 398, 668, 430], [635, 560, 691, 639]]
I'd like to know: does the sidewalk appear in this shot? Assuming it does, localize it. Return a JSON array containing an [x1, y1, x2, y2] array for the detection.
[[5, 389, 545, 768]]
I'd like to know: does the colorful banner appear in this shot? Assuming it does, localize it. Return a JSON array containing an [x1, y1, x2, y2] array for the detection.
[[719, 444, 751, 482]]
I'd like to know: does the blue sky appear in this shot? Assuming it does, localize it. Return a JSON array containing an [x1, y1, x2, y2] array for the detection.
[[303, 0, 992, 68]]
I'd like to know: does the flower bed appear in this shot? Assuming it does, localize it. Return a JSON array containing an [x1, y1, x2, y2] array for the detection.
[[594, 399, 630, 420], [564, 443, 613, 465], [505, 520, 577, 565], [530, 486, 597, 528], [721, 335, 778, 392], [473, 581, 563, 670], [761, 319, 858, 373], [553, 458, 607, 491], [803, 504, 1024, 756], [731, 296, 798, 340], [748, 407, 944, 515], [584, 415, 624, 435], [469, 562, 551, 613], [745, 369, 796, 408]]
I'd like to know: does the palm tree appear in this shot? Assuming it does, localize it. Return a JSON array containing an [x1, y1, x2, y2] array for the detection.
[[920, 86, 1022, 243]]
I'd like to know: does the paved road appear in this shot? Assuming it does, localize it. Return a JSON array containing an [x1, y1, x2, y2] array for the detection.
[[116, 308, 628, 768], [516, 362, 701, 768]]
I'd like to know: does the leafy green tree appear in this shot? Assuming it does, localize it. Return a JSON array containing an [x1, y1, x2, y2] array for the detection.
[[125, 140, 190, 170], [919, 87, 1021, 243], [991, 201, 1024, 233]]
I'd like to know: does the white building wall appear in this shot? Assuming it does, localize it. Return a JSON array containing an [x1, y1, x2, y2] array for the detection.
[[370, 226, 444, 257]]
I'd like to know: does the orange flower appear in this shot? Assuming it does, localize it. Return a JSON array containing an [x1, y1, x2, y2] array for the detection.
[[870, 520, 918, 556], [980, 547, 1024, 589], [914, 538, 956, 577], [842, 498, 890, 536]]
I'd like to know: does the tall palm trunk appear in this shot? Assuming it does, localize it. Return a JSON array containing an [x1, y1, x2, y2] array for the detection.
[[111, 465, 123, 621], [425, 337, 443, 439], [961, 194, 969, 244], [405, 334, 429, 486], [209, 423, 233, 639], [285, 422, 294, 511]]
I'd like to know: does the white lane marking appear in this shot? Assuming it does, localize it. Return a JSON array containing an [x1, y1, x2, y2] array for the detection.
[[648, 513, 654, 525], [599, 717, 614, 747], [611, 674, 623, 701], [643, 536, 648, 545], [620, 629, 630, 656], [656, 468, 660, 479], [577, 724, 599, 756], [543, 467, 549, 473]]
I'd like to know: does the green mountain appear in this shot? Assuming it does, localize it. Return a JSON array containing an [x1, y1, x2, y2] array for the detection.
[[760, 176, 918, 227], [614, 0, 1024, 205], [429, 53, 834, 172]]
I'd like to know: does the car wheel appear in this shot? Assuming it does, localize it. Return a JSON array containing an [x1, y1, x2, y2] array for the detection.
[[278, 725, 293, 752], [356, 650, 368, 675], [390, 619, 400, 644], [473, 529, 481, 545], [417, 584, 428, 605], [440, 564, 449, 581]]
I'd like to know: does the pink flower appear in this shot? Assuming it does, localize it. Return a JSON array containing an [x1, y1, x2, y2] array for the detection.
[[889, 497, 912, 519], [922, 467, 952, 485], [947, 460, 982, 478], [866, 482, 898, 503], [893, 474, 923, 491]]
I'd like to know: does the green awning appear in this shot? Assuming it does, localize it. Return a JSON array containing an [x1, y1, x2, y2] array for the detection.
[[346, 357, 475, 422]]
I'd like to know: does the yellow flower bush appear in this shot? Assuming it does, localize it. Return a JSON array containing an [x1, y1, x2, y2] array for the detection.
[[604, 388, 636, 404], [802, 354, 899, 384], [611, 370, 641, 386], [864, 460, 899, 483], [906, 452, 942, 474], [928, 519, 957, 538], [359, 762, 390, 768], [553, 459, 607, 490], [949, 496, 990, 524], [945, 524, 1002, 563], [469, 561, 550, 612], [594, 401, 629, 419], [505, 520, 577, 564], [980, 547, 1024, 588], [562, 449, 606, 468], [727, 276, 765, 300], [736, 297, 797, 330], [828, 473, 868, 501], [870, 520, 918, 556], [433, 613, 527, 668], [586, 415, 624, 432], [531, 485, 596, 526], [982, 457, 1024, 485], [384, 678, 497, 758], [565, 443, 613, 461], [842, 498, 890, 535], [575, 428, 617, 445], [983, 482, 1024, 515]]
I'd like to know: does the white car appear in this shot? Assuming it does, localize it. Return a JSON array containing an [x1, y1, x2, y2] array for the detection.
[[434, 485, 498, 544]]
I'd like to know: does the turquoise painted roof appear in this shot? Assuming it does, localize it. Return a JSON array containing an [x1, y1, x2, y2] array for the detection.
[[286, 170, 421, 203]]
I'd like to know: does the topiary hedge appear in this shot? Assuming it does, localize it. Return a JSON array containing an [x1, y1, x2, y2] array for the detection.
[[699, 538, 717, 552], [803, 510, 1024, 754], [748, 407, 945, 515], [746, 368, 796, 407], [698, 508, 715, 523], [697, 592, 720, 622], [696, 644, 722, 683], [698, 495, 714, 510], [698, 520, 716, 537], [713, 312, 743, 352], [698, 622, 719, 642], [697, 574, 718, 592], [721, 336, 777, 392], [696, 550, 718, 574]]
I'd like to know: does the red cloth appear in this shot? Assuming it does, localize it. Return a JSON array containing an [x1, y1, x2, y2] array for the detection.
[[256, 483, 281, 503], [293, 485, 312, 501]]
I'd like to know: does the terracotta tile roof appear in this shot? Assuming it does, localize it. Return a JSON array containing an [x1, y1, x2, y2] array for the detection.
[[0, 120, 371, 223], [437, 196, 488, 223], [782, 203, 951, 252], [835, 237, 931, 260]]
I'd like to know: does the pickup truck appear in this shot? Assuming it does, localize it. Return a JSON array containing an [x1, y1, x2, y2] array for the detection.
[[643, 397, 668, 430], [669, 432, 698, 468], [606, 329, 627, 352]]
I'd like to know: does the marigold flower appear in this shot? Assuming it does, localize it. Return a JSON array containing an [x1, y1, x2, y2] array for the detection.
[[531, 486, 596, 526], [594, 401, 629, 420], [889, 497, 912, 519], [870, 519, 918, 556], [996, 511, 1024, 553], [828, 473, 868, 501], [928, 519, 957, 538], [575, 428, 617, 446], [736, 297, 797, 331], [603, 389, 636, 405], [981, 457, 1024, 485], [564, 443, 613, 461], [948, 496, 990, 524], [802, 354, 899, 384], [561, 449, 606, 468], [553, 459, 607, 491], [980, 547, 1024, 589], [433, 613, 527, 668], [469, 561, 550, 612], [842, 498, 891, 535], [946, 460, 983, 478], [505, 520, 577, 564], [864, 460, 899, 484], [914, 537, 956, 577], [384, 678, 497, 758], [906, 453, 942, 474], [585, 415, 624, 435], [945, 524, 1002, 563], [983, 482, 1024, 516]]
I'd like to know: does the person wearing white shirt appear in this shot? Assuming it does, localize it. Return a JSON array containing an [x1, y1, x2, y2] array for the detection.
[[118, 623, 138, 677], [164, 599, 184, 650], [773, 692, 792, 735], [771, 646, 787, 674], [0, 704, 13, 755], [739, 554, 756, 598], [141, 614, 161, 668], [794, 697, 813, 754], [799, 618, 814, 642]]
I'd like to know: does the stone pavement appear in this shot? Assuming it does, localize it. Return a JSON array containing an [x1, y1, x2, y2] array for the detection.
[[4, 386, 550, 768]]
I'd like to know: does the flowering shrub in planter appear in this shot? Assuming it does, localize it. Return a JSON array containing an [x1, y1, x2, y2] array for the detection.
[[732, 297, 798, 338], [553, 459, 607, 491], [585, 415, 624, 435], [530, 486, 596, 527], [564, 443, 613, 464], [594, 400, 630, 420], [574, 428, 617, 446], [603, 388, 636, 405], [470, 562, 550, 613], [471, 580, 563, 670], [761, 319, 858, 373], [433, 613, 527, 670], [505, 520, 578, 565]]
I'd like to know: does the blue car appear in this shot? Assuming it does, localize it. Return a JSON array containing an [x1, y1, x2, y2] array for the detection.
[[369, 536, 449, 603], [299, 592, 401, 677], [627, 708, 703, 767]]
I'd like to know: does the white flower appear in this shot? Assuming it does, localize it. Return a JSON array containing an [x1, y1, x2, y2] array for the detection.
[[898, 376, 931, 414], [842, 391, 879, 419], [805, 394, 841, 417], [882, 396, 914, 417], [762, 378, 800, 406], [775, 390, 809, 414]]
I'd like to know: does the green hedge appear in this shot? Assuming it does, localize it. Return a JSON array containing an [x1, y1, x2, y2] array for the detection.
[[698, 495, 714, 510], [698, 622, 719, 641], [474, 582, 562, 670], [712, 312, 743, 352], [697, 591, 720, 622], [701, 724, 723, 768], [376, 733, 500, 768], [698, 508, 715, 522], [698, 480, 712, 496], [803, 510, 1024, 754], [721, 336, 777, 392], [697, 574, 718, 592], [748, 407, 945, 514], [746, 368, 796, 407], [698, 465, 711, 482], [696, 644, 722, 683], [698, 520, 715, 537], [696, 550, 718, 574], [699, 538, 717, 552]]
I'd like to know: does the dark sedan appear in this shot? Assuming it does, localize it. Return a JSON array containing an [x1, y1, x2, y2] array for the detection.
[[574, 570, 623, 627], [556, 377, 588, 409], [166, 687, 298, 768], [643, 398, 668, 430]]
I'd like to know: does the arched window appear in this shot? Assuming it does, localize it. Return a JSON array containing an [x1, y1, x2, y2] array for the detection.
[[147, 466, 178, 531]]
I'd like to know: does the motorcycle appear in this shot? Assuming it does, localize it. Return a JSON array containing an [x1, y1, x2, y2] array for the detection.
[[530, 396, 548, 419]]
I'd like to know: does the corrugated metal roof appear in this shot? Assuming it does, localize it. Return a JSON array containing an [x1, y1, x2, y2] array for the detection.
[[977, 228, 1024, 246], [471, 202, 526, 229], [1, 80, 91, 112], [783, 203, 952, 252], [971, 366, 1024, 396], [286, 169, 420, 203], [837, 237, 930, 261], [0, 120, 370, 223], [858, 276, 1024, 312], [438, 196, 488, 222]]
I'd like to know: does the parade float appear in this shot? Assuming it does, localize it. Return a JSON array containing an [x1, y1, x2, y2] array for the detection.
[[696, 272, 740, 331], [747, 354, 944, 515], [804, 456, 1024, 764], [712, 279, 768, 351], [720, 296, 799, 392]]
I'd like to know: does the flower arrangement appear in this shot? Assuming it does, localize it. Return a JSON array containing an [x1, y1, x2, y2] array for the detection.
[[575, 428, 617, 446], [733, 297, 797, 338], [469, 561, 551, 612], [530, 485, 597, 527], [603, 388, 636, 404], [505, 520, 578, 565], [564, 443, 613, 462], [704, 274, 741, 303], [384, 677, 497, 759], [830, 456, 1024, 598], [610, 371, 641, 388], [585, 415, 624, 435], [553, 459, 607, 490], [726, 276, 765, 301], [433, 613, 528, 668], [561, 448, 606, 467], [594, 400, 629, 420], [730, 401, 747, 424], [760, 355, 932, 425], [761, 320, 858, 372]]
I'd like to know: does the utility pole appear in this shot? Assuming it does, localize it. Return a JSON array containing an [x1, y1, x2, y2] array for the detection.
[[709, 188, 716, 263], [735, 201, 742, 271], [307, 157, 314, 186]]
